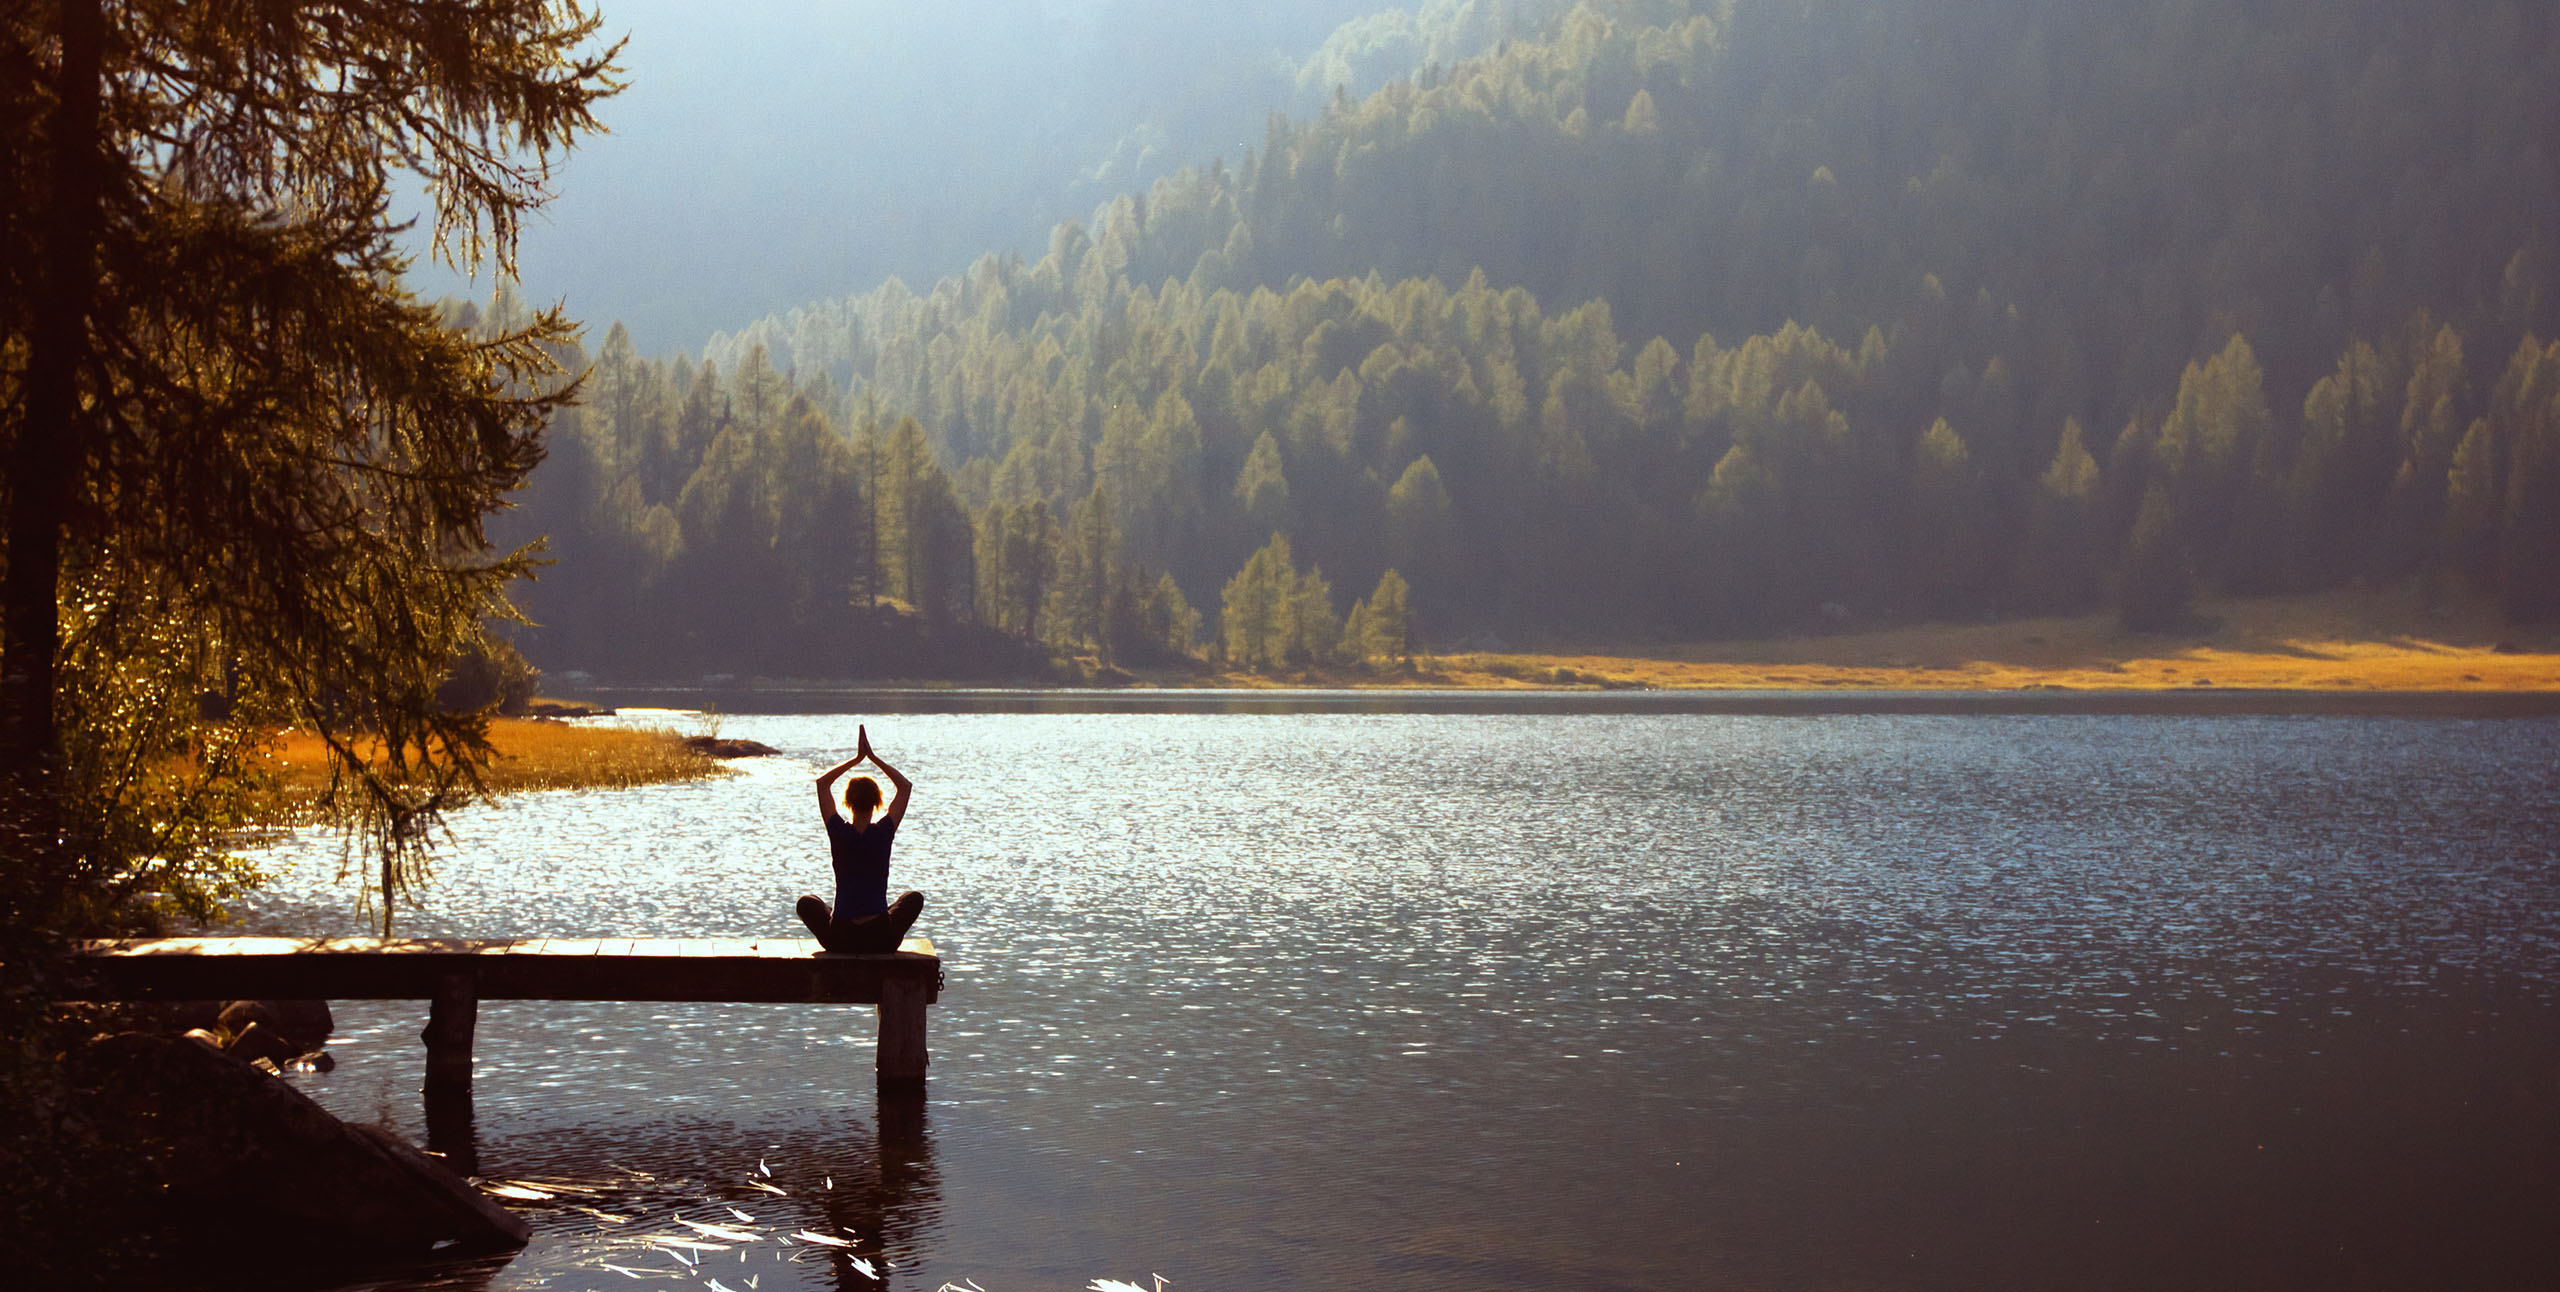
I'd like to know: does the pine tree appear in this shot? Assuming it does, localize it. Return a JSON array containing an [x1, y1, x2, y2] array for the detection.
[[1620, 88, 1662, 136], [731, 342, 791, 431], [0, 0, 620, 935], [2386, 323, 2470, 582], [2118, 484, 2194, 631], [1911, 417, 1982, 613], [1219, 533, 1293, 670], [1364, 569, 1413, 663], [2023, 418, 2101, 609], [2496, 342, 2560, 621], [1234, 430, 1291, 536], [2289, 340, 2390, 586], [2443, 418, 2502, 589], [1385, 455, 1456, 618], [1049, 488, 1120, 657], [2155, 335, 2272, 591], [1287, 565, 1340, 667], [1137, 571, 1201, 661], [1339, 597, 1374, 667], [975, 499, 1058, 640]]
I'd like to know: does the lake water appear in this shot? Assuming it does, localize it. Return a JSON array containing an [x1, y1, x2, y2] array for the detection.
[[238, 705, 2560, 1291]]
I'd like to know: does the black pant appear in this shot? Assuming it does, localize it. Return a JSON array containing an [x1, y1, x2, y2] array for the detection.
[[797, 890, 925, 953]]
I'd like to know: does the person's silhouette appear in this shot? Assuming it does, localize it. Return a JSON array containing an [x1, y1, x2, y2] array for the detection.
[[799, 724, 925, 954]]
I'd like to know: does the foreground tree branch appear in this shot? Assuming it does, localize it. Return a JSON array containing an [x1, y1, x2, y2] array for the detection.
[[0, 2, 623, 939]]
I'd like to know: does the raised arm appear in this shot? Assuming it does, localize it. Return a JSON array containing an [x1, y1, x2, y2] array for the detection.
[[814, 750, 862, 823], [859, 724, 914, 825]]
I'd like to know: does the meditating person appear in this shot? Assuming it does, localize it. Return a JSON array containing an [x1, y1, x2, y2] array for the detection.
[[799, 724, 925, 954]]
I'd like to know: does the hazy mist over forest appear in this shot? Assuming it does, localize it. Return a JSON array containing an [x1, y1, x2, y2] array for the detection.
[[467, 0, 2560, 682], [412, 0, 1560, 350]]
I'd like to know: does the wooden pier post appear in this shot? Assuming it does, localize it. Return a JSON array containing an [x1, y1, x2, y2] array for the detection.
[[422, 971, 478, 1095], [423, 1088, 479, 1177], [876, 973, 929, 1094]]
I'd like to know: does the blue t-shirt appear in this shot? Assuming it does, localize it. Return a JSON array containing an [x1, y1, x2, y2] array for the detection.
[[825, 814, 898, 918]]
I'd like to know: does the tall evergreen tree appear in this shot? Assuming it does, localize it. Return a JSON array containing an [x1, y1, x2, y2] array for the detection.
[[2118, 484, 2194, 631], [1219, 532, 1295, 670], [2495, 341, 2560, 621], [1050, 488, 1120, 658], [2023, 418, 2102, 609], [1361, 568, 1414, 663], [0, 0, 619, 935], [1234, 428, 1292, 536]]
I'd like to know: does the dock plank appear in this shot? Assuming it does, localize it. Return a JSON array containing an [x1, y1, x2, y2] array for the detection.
[[64, 936, 939, 1006], [60, 936, 946, 1098]]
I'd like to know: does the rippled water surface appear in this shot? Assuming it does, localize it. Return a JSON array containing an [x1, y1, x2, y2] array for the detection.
[[241, 710, 2560, 1290]]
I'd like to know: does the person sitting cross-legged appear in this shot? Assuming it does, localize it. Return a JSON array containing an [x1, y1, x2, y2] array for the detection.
[[798, 724, 925, 954]]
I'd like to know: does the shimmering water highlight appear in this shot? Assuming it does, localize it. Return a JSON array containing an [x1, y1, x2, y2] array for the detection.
[[242, 712, 2560, 1290]]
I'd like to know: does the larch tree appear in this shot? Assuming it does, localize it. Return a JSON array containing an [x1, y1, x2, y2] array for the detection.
[[1049, 487, 1119, 658], [1219, 532, 1292, 670], [2118, 483, 2194, 631], [2022, 418, 2101, 609], [1384, 453, 1455, 611], [0, 2, 622, 938], [1360, 568, 1412, 664], [1284, 562, 1339, 668], [2495, 341, 2560, 621], [1234, 429, 1291, 537]]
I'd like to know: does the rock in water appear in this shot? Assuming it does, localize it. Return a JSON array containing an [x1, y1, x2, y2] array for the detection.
[[221, 997, 335, 1049], [215, 999, 276, 1035], [682, 734, 781, 758], [267, 999, 335, 1046], [224, 1019, 303, 1068], [70, 1033, 529, 1271]]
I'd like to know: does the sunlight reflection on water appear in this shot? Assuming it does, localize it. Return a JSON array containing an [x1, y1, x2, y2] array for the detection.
[[241, 712, 2560, 1290]]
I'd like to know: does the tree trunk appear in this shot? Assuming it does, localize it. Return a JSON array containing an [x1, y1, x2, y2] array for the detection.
[[1, 0, 106, 920]]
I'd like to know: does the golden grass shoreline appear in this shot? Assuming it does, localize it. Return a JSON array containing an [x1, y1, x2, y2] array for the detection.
[[1171, 588, 2560, 693], [263, 719, 727, 808]]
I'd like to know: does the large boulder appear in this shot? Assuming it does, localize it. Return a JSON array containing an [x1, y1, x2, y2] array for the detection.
[[69, 1033, 528, 1272], [217, 998, 334, 1049]]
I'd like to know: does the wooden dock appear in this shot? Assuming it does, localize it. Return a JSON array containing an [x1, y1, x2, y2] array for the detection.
[[65, 936, 944, 1095]]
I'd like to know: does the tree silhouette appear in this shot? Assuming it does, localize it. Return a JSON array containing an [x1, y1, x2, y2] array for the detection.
[[0, 1, 621, 935]]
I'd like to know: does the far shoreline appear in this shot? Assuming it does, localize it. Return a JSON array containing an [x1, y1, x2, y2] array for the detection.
[[540, 589, 2560, 718], [553, 683, 2560, 719]]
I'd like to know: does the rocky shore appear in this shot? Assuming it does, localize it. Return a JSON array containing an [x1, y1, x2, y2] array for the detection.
[[26, 1001, 528, 1285]]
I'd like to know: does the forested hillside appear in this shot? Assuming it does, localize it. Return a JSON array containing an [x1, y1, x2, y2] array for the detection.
[[498, 0, 2560, 679]]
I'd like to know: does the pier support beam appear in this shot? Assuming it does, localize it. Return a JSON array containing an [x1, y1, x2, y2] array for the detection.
[[422, 972, 478, 1096], [876, 974, 928, 1095], [423, 1088, 480, 1177]]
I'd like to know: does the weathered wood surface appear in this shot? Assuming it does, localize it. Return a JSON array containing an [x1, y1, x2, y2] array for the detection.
[[874, 972, 932, 1092], [66, 936, 942, 1006]]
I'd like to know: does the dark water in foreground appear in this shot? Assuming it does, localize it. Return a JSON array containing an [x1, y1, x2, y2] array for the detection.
[[239, 708, 2560, 1291]]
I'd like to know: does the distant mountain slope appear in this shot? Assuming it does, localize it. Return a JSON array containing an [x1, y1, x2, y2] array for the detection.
[[500, 0, 2560, 678], [400, 0, 1547, 351], [714, 0, 2556, 430]]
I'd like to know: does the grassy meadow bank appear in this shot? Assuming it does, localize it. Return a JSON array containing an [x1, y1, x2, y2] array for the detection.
[[1196, 590, 2560, 694], [260, 719, 727, 815]]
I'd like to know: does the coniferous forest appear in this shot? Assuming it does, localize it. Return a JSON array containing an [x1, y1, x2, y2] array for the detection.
[[498, 0, 2560, 679]]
